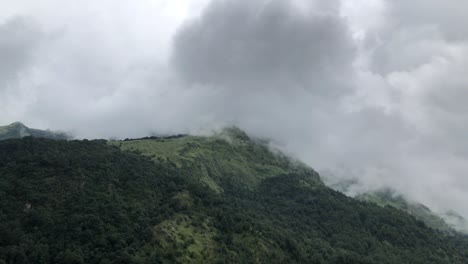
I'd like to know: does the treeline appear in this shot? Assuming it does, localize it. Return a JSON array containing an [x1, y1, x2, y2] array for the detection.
[[121, 134, 187, 142]]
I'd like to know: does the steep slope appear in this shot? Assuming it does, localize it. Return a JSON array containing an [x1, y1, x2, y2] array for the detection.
[[0, 122, 69, 141], [0, 135, 468, 263]]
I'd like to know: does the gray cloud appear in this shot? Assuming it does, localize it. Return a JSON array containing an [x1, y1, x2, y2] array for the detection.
[[365, 0, 468, 74], [172, 0, 354, 98], [388, 0, 468, 42], [347, 0, 468, 220], [0, 17, 40, 90]]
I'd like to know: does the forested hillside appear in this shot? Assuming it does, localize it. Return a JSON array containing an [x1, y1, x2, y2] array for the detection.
[[0, 134, 468, 263]]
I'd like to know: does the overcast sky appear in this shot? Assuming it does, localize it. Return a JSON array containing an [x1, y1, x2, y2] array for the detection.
[[1, 0, 468, 223]]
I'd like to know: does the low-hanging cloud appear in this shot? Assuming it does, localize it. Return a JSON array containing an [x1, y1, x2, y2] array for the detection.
[[1, 0, 468, 224]]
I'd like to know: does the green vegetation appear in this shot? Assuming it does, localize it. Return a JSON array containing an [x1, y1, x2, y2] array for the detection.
[[0, 133, 468, 263], [110, 127, 321, 193], [0, 122, 68, 141]]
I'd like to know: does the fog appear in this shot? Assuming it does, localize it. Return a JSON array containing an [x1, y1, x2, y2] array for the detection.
[[1, 0, 468, 224]]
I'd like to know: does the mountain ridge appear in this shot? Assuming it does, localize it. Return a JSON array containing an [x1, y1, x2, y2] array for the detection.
[[0, 122, 69, 141]]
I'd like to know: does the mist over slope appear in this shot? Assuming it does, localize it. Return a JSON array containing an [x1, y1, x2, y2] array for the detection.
[[356, 189, 468, 235]]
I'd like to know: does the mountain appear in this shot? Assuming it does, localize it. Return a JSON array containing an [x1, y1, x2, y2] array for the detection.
[[0, 122, 69, 141], [0, 130, 468, 263]]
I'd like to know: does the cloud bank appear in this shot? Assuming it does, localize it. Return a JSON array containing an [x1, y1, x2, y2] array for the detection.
[[1, 0, 468, 221]]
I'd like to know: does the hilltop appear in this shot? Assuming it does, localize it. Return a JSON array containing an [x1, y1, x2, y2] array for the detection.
[[0, 122, 69, 141], [110, 127, 322, 194]]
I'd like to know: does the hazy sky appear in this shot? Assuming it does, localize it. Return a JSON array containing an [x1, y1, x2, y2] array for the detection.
[[1, 0, 468, 222]]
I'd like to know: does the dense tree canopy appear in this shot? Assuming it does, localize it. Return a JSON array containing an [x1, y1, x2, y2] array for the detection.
[[0, 137, 467, 263]]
